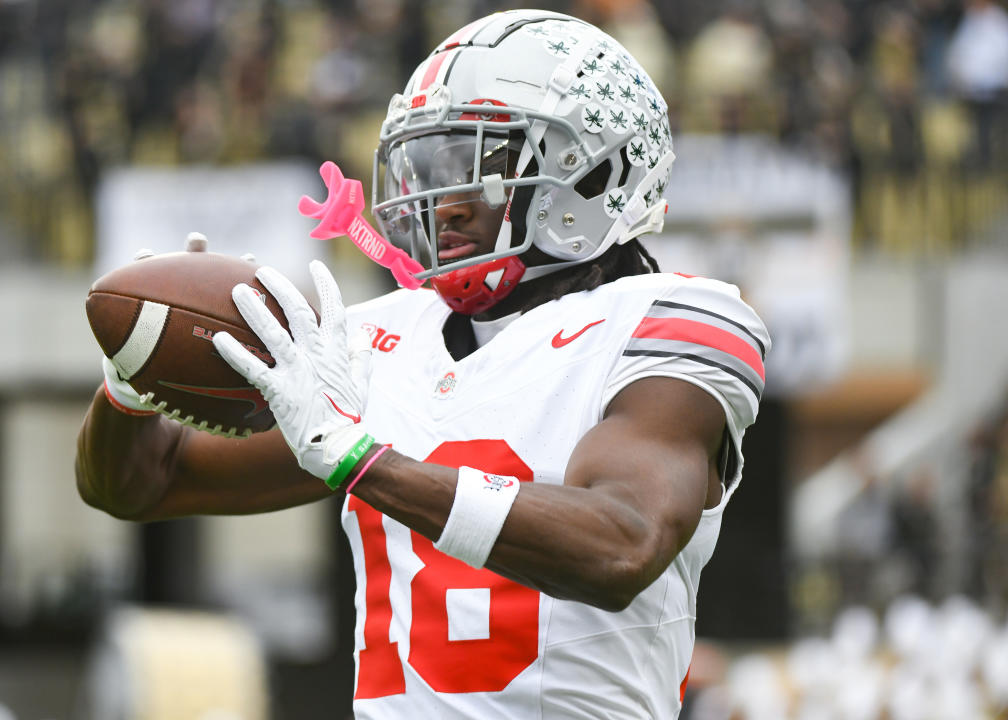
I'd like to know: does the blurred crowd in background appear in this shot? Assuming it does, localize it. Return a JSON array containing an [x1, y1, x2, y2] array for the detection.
[[684, 596, 1008, 719], [2, 0, 1008, 718], [1, 0, 1007, 266]]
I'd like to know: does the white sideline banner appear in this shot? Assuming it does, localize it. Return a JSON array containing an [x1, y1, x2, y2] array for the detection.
[[95, 163, 328, 291]]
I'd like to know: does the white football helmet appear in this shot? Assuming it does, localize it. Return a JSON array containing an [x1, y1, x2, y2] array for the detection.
[[372, 9, 675, 313]]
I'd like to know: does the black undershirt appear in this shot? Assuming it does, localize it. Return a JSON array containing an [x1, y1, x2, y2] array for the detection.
[[441, 311, 478, 361]]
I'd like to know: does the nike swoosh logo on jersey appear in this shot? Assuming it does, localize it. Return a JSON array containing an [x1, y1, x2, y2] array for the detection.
[[551, 319, 606, 348], [324, 392, 361, 423]]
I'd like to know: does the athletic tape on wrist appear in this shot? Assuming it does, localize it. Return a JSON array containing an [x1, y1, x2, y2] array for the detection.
[[103, 378, 156, 416], [434, 466, 521, 568], [101, 358, 156, 416], [321, 423, 370, 466], [104, 375, 157, 415]]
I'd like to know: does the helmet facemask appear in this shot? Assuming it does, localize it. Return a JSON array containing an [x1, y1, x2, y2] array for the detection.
[[373, 89, 571, 282]]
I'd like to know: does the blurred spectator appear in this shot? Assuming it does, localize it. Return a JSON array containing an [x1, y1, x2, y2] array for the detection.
[[889, 468, 939, 600], [945, 0, 1008, 169], [682, 0, 777, 135], [132, 0, 218, 137], [913, 0, 961, 95], [966, 395, 1008, 611], [848, 5, 933, 251], [767, 0, 858, 166], [834, 469, 896, 608], [833, 455, 940, 610]]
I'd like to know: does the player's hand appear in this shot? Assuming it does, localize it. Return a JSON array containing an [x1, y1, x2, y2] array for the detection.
[[212, 261, 372, 480]]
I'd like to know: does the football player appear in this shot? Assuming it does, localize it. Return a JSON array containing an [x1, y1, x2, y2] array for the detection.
[[77, 10, 770, 719]]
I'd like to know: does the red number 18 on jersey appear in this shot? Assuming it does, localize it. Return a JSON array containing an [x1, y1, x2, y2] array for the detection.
[[347, 439, 540, 697]]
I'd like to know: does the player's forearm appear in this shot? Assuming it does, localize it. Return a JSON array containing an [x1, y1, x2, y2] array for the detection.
[[491, 485, 666, 611], [350, 449, 668, 611], [77, 387, 333, 520], [75, 386, 183, 520]]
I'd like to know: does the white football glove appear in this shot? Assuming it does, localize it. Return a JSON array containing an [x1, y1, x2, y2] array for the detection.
[[101, 355, 157, 416], [212, 261, 372, 481]]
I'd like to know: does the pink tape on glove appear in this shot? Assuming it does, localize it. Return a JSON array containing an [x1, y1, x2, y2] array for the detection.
[[298, 162, 424, 290]]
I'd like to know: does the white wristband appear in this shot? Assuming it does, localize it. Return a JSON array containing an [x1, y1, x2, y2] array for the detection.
[[434, 466, 521, 568]]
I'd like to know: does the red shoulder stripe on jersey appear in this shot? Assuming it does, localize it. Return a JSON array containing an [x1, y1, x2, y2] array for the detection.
[[632, 317, 765, 381], [680, 664, 690, 703], [652, 300, 766, 359]]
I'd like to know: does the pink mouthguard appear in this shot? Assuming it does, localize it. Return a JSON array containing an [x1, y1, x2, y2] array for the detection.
[[298, 161, 424, 290]]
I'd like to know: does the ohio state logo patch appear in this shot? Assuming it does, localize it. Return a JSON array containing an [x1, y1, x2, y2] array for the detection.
[[434, 371, 457, 397], [482, 473, 515, 491]]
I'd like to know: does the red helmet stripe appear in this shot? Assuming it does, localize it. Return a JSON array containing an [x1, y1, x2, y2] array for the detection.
[[441, 17, 487, 48], [416, 14, 495, 91], [419, 50, 450, 90]]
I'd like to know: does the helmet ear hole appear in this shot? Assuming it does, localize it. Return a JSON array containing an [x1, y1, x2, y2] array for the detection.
[[574, 159, 613, 199], [617, 146, 632, 187]]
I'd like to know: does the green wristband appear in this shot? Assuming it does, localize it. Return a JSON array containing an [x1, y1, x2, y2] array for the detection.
[[325, 434, 376, 491]]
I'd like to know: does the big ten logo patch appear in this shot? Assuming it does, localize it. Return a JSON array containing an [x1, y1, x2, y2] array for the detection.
[[360, 323, 401, 353]]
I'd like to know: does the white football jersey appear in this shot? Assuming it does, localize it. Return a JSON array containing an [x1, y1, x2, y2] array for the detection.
[[341, 272, 769, 719]]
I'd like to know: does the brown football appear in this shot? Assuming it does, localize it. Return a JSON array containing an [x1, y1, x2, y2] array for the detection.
[[86, 241, 305, 437]]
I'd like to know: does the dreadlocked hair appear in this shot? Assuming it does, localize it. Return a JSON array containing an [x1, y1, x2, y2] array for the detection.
[[513, 239, 661, 315]]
